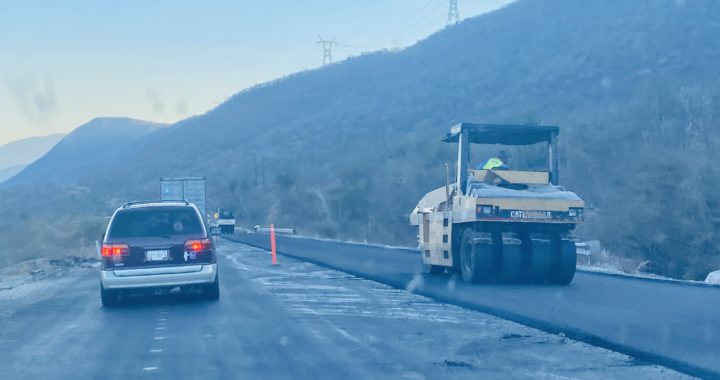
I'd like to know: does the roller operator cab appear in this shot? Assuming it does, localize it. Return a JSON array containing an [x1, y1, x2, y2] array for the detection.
[[410, 123, 585, 284], [99, 200, 220, 306]]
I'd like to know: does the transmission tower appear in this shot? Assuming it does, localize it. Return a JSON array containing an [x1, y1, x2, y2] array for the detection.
[[447, 0, 460, 26], [317, 36, 338, 65]]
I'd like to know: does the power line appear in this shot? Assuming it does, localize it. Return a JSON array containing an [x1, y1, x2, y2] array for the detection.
[[309, 0, 505, 67], [371, 0, 435, 41], [401, 4, 447, 40], [317, 36, 338, 65], [388, 1, 447, 44], [447, 0, 460, 26], [462, 0, 512, 6], [357, 0, 446, 52], [301, 44, 321, 69]]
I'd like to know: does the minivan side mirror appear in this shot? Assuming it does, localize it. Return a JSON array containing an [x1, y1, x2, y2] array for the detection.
[[210, 226, 221, 236]]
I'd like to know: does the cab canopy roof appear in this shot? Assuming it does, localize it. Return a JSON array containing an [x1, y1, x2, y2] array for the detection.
[[442, 123, 559, 145]]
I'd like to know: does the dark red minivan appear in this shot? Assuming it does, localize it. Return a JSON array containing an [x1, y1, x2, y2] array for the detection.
[[100, 200, 220, 306]]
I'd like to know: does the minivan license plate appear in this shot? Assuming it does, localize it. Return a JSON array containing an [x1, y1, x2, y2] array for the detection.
[[146, 250, 169, 261]]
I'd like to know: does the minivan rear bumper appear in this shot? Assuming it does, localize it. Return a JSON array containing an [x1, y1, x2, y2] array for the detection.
[[101, 264, 217, 289]]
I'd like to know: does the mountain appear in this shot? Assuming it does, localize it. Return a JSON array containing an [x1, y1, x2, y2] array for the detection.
[[6, 117, 166, 185], [0, 133, 64, 181], [2, 0, 720, 278]]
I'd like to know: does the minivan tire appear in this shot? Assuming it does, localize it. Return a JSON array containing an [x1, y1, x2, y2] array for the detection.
[[101, 284, 118, 307], [204, 275, 220, 301]]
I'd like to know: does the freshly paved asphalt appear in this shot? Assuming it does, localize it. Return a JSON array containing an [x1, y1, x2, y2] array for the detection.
[[225, 233, 720, 379], [0, 238, 701, 379]]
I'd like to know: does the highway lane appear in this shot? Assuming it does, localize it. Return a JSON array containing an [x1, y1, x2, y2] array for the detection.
[[225, 233, 720, 379], [0, 240, 689, 379], [0, 254, 361, 379]]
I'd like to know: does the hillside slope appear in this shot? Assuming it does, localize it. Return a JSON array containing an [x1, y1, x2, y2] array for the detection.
[[3, 0, 720, 278]]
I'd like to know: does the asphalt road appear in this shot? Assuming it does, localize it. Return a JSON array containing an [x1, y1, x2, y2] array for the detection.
[[0, 240, 690, 380], [225, 233, 720, 379]]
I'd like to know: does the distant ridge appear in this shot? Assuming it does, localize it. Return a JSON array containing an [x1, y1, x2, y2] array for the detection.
[[0, 164, 25, 183], [6, 117, 166, 185], [0, 133, 65, 170]]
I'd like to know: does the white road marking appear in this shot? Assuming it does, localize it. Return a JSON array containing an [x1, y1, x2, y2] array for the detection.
[[150, 349, 163, 353], [155, 327, 166, 330], [153, 336, 165, 340], [142, 367, 158, 371], [158, 318, 166, 321]]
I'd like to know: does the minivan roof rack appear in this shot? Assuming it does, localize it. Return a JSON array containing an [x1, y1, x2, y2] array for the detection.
[[121, 200, 190, 208]]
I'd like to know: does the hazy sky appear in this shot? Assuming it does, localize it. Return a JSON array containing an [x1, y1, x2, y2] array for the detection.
[[0, 0, 513, 145]]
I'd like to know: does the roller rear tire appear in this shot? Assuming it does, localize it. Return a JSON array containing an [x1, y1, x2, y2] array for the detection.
[[499, 233, 523, 282], [459, 229, 492, 283], [549, 239, 577, 285]]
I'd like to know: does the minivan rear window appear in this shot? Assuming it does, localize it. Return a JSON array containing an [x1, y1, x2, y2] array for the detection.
[[108, 208, 203, 238]]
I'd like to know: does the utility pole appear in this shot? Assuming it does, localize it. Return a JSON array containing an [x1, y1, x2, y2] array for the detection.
[[317, 36, 338, 65], [447, 0, 460, 26]]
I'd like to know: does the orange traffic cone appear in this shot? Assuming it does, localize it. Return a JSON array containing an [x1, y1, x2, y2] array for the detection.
[[270, 224, 278, 266]]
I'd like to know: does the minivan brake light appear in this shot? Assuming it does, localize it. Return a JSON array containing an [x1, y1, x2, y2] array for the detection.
[[101, 243, 130, 256], [185, 239, 212, 252]]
